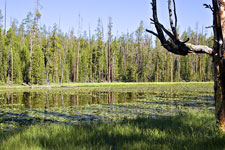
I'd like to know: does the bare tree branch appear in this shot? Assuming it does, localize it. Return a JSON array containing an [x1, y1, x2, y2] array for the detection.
[[182, 38, 190, 44], [145, 29, 158, 38], [186, 44, 213, 54], [204, 4, 214, 12], [173, 0, 178, 29], [205, 25, 214, 29], [150, 19, 175, 40], [168, 0, 178, 39], [146, 0, 213, 56]]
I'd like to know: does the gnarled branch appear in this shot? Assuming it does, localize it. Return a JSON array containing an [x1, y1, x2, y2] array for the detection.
[[146, 0, 213, 56], [204, 4, 214, 12], [168, 0, 178, 39]]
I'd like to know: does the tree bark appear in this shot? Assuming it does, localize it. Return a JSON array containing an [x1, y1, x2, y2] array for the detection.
[[213, 0, 225, 131]]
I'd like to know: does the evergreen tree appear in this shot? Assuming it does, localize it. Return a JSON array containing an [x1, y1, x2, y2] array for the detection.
[[31, 45, 45, 84], [0, 7, 215, 85]]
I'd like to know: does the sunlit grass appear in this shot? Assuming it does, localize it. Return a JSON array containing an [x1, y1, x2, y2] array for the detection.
[[0, 82, 214, 89], [0, 112, 224, 150]]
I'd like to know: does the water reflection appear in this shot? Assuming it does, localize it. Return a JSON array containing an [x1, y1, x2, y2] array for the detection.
[[0, 88, 214, 110], [0, 90, 134, 109]]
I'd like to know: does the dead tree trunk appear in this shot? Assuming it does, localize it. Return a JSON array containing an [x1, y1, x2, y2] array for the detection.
[[107, 17, 113, 82], [213, 0, 225, 131], [146, 0, 225, 130], [76, 14, 81, 83]]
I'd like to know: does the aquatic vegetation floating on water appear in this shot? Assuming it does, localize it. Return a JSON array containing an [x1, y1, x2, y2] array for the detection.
[[0, 83, 214, 131]]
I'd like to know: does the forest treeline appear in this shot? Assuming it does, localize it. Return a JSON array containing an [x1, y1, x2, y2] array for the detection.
[[0, 11, 214, 85]]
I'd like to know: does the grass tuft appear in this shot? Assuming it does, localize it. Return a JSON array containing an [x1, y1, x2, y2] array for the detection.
[[0, 112, 224, 150]]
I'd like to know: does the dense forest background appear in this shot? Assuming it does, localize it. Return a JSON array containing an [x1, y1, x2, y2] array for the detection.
[[0, 10, 214, 85]]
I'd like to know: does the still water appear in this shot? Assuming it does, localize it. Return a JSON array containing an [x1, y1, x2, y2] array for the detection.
[[0, 84, 215, 130], [0, 84, 214, 110]]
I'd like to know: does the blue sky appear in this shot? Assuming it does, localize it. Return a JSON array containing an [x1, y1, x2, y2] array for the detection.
[[0, 0, 213, 37]]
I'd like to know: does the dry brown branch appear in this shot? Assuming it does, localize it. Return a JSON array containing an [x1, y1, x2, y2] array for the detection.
[[146, 0, 213, 56], [203, 4, 214, 12], [168, 0, 178, 39]]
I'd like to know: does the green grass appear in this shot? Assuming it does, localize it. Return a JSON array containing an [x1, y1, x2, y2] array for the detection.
[[0, 112, 224, 150], [0, 81, 214, 89]]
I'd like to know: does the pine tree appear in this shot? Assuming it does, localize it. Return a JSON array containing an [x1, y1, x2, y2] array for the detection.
[[94, 18, 104, 82], [32, 45, 45, 84], [6, 22, 23, 84], [49, 24, 61, 83], [135, 21, 144, 82]]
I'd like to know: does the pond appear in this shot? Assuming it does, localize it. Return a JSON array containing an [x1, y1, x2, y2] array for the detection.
[[0, 83, 214, 130]]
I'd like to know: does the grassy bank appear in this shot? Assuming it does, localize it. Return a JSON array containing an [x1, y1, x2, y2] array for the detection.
[[0, 112, 224, 150], [0, 82, 214, 89]]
